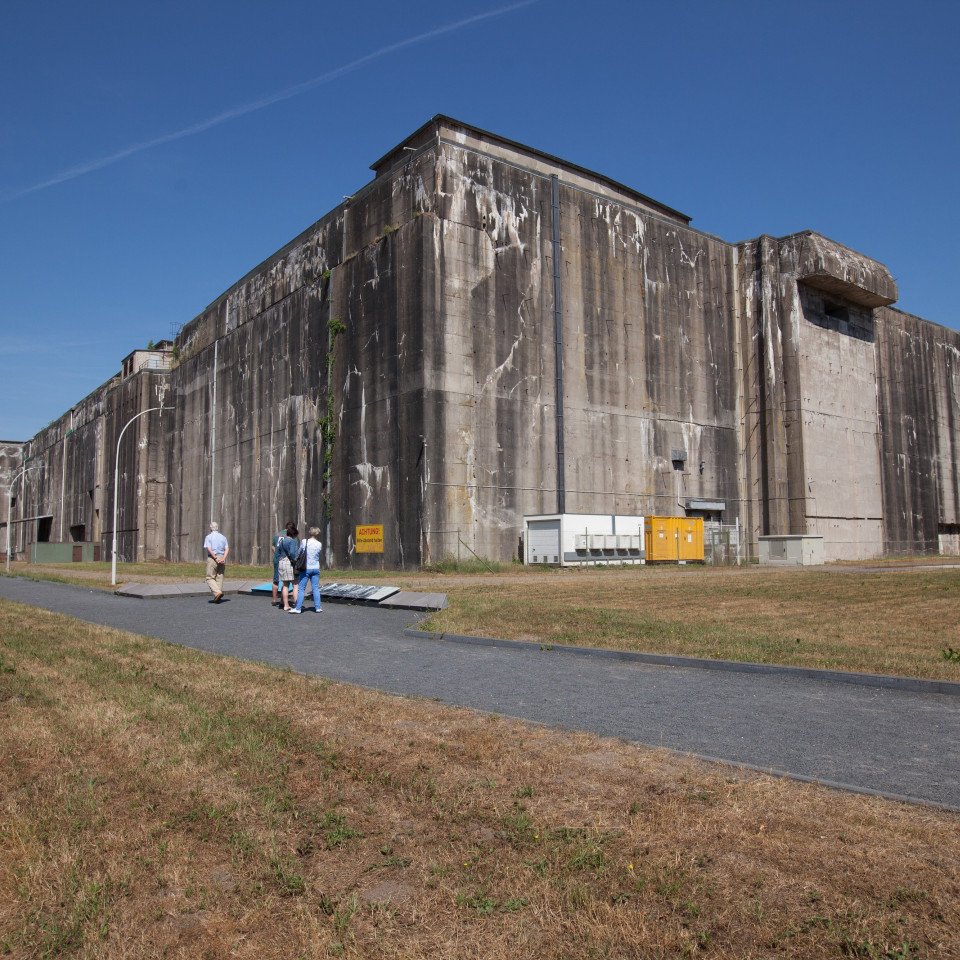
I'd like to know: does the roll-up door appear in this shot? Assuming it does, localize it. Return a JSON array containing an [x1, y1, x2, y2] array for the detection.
[[527, 519, 561, 564]]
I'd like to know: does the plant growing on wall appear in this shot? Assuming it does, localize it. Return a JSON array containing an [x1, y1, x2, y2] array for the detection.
[[319, 316, 347, 518]]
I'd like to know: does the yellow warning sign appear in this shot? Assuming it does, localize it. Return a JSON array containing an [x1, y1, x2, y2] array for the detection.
[[355, 524, 384, 554]]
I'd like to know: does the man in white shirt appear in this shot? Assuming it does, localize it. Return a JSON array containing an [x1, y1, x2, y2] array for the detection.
[[203, 522, 229, 603]]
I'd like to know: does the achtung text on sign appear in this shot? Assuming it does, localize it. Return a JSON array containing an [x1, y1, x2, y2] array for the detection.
[[355, 524, 384, 554]]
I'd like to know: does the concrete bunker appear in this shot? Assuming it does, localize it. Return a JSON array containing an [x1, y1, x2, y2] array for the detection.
[[2, 117, 958, 568]]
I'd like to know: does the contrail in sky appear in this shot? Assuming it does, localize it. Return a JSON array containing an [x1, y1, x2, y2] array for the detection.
[[3, 0, 538, 203]]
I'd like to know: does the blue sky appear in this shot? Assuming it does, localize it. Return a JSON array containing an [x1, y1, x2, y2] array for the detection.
[[1, 0, 958, 440]]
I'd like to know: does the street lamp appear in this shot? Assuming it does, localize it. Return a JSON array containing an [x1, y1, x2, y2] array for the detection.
[[112, 406, 166, 586], [5, 457, 34, 573]]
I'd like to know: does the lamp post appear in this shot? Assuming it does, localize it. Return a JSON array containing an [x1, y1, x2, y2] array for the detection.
[[112, 406, 165, 586], [5, 457, 34, 573]]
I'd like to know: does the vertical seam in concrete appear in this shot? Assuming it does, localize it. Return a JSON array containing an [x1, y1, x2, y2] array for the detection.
[[210, 339, 218, 522], [59, 418, 68, 541], [779, 241, 806, 536], [731, 244, 748, 555], [756, 238, 771, 534], [550, 174, 566, 514]]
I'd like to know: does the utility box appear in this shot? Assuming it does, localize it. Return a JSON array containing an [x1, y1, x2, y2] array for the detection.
[[644, 516, 705, 563], [524, 514, 645, 566], [758, 535, 824, 566]]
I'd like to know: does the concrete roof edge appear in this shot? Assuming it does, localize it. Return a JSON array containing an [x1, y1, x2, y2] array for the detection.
[[23, 364, 169, 449], [776, 229, 896, 272], [371, 114, 692, 225], [734, 230, 893, 269], [179, 202, 350, 338], [179, 116, 703, 343], [879, 304, 960, 338]]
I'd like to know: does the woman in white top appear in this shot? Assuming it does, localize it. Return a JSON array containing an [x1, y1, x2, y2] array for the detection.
[[289, 526, 323, 614]]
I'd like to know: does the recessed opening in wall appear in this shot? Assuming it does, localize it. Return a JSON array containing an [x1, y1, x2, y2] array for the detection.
[[938, 522, 960, 556], [70, 524, 85, 542], [36, 516, 52, 542], [823, 300, 850, 324]]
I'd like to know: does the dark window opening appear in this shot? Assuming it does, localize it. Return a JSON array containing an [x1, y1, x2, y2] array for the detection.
[[823, 300, 850, 324], [70, 524, 86, 542], [37, 517, 53, 542]]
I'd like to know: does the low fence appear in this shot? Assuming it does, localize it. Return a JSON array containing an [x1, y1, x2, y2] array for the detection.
[[703, 521, 742, 566], [421, 530, 499, 571]]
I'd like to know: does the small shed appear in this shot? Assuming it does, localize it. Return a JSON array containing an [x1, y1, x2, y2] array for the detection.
[[524, 514, 645, 566]]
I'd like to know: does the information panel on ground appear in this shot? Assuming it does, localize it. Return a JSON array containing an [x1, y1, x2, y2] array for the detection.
[[355, 524, 384, 553]]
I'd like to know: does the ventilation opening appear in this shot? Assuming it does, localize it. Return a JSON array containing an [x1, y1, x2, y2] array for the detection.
[[70, 524, 86, 542]]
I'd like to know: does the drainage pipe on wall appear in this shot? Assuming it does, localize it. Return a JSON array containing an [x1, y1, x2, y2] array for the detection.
[[550, 174, 566, 515], [59, 410, 71, 541]]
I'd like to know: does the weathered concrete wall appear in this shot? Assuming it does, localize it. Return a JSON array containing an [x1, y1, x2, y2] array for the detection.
[[165, 146, 437, 566], [162, 123, 742, 567], [796, 282, 883, 560], [102, 372, 169, 561], [423, 134, 741, 562], [423, 142, 556, 562], [9, 370, 169, 562], [166, 284, 329, 564], [738, 238, 790, 552], [0, 442, 25, 554], [15, 389, 105, 556], [559, 189, 738, 522], [876, 308, 960, 553], [738, 232, 896, 560]]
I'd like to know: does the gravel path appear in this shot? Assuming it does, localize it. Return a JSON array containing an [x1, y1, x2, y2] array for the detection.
[[2, 576, 958, 810]]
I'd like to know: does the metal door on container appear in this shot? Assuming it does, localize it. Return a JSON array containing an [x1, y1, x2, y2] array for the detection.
[[678, 518, 704, 561], [527, 520, 561, 564], [645, 517, 677, 562]]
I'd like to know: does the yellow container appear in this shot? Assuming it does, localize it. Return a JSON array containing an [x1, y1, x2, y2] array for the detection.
[[644, 516, 704, 562]]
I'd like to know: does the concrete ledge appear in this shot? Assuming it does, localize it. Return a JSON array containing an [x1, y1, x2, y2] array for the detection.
[[381, 592, 448, 611], [116, 580, 261, 599], [404, 629, 960, 697], [116, 581, 447, 611]]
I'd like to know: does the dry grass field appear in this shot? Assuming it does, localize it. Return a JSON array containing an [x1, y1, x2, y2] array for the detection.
[[422, 565, 960, 682], [5, 559, 960, 680], [1, 599, 958, 959]]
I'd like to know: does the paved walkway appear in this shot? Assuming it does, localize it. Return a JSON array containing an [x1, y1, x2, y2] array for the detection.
[[1, 577, 958, 810]]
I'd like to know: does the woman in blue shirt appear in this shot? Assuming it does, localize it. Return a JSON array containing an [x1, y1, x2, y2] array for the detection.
[[271, 521, 296, 607], [273, 523, 299, 611]]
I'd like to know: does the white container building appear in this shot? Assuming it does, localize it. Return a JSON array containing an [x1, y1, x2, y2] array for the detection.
[[524, 514, 645, 566]]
